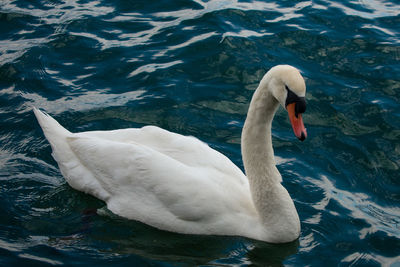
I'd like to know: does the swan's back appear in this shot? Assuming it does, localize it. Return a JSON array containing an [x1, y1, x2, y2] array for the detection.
[[80, 126, 245, 179]]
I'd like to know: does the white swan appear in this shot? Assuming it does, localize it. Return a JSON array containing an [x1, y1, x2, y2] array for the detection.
[[34, 65, 307, 243]]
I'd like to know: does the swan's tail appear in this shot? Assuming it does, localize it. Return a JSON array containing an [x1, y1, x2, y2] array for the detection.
[[33, 108, 71, 138], [33, 108, 72, 159]]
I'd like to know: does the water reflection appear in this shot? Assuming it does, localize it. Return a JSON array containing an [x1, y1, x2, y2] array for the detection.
[[86, 208, 299, 266]]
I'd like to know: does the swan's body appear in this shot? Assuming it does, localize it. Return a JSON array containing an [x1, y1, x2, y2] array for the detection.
[[34, 65, 307, 243]]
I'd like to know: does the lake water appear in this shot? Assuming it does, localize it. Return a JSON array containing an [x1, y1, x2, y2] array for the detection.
[[1, 0, 400, 266]]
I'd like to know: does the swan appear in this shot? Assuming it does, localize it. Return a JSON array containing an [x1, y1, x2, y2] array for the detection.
[[34, 65, 307, 243]]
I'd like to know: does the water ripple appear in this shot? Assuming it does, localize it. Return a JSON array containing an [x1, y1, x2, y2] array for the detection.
[[1, 0, 400, 265], [329, 0, 400, 19]]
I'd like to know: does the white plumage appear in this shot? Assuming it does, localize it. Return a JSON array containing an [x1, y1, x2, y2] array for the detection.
[[34, 65, 307, 243]]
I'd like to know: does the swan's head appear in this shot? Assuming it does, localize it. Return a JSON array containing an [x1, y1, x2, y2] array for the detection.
[[268, 65, 307, 141]]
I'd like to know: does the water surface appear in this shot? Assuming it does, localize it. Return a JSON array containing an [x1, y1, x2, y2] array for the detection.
[[1, 0, 400, 266]]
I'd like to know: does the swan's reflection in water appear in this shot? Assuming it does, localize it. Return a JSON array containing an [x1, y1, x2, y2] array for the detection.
[[82, 208, 300, 266]]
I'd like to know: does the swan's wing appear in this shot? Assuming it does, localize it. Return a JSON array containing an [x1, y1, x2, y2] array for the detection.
[[64, 136, 254, 233], [77, 126, 247, 185]]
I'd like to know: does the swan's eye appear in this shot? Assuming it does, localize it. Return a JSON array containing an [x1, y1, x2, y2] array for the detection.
[[285, 85, 306, 117]]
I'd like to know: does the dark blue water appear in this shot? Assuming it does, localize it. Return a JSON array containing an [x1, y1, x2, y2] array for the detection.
[[1, 0, 400, 266]]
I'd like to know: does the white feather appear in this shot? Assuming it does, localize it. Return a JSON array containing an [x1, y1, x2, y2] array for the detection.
[[34, 65, 306, 243]]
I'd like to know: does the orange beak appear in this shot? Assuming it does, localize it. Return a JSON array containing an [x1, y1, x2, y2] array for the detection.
[[287, 103, 307, 141]]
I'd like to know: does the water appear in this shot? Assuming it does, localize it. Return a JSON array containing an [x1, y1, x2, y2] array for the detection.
[[1, 0, 399, 265]]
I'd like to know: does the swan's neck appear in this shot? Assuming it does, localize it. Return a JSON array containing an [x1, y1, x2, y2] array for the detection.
[[242, 80, 279, 182], [241, 77, 300, 242]]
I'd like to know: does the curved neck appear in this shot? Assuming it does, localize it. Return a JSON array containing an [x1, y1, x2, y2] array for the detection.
[[239, 66, 302, 242], [241, 78, 300, 242], [241, 79, 279, 181]]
